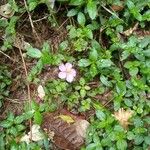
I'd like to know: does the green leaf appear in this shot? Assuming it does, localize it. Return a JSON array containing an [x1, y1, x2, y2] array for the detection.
[[86, 143, 97, 150], [89, 48, 98, 61], [9, 126, 18, 136], [87, 0, 97, 20], [69, 0, 84, 5], [67, 9, 78, 17], [96, 110, 106, 121], [27, 47, 42, 58], [34, 111, 43, 125], [98, 59, 112, 68], [14, 115, 24, 124], [127, 1, 142, 21], [143, 49, 150, 57], [117, 139, 127, 150], [16, 124, 26, 132], [124, 99, 133, 107], [116, 81, 126, 96], [78, 59, 91, 67], [77, 12, 86, 26], [23, 110, 34, 120], [100, 75, 112, 87], [0, 120, 13, 128], [124, 61, 133, 69], [134, 135, 144, 145], [129, 67, 138, 76], [84, 28, 93, 39], [0, 134, 5, 150], [144, 136, 150, 145], [91, 39, 101, 51], [90, 64, 98, 77], [127, 131, 135, 140], [59, 40, 69, 51], [79, 78, 86, 86], [7, 112, 15, 122], [28, 2, 38, 11], [80, 89, 86, 98]]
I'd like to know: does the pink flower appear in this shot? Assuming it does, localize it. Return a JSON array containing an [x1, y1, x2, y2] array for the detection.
[[58, 63, 76, 83]]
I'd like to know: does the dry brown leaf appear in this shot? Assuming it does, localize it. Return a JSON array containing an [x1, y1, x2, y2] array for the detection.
[[111, 4, 124, 11], [123, 23, 139, 36], [42, 112, 89, 150], [133, 30, 150, 39], [113, 108, 133, 129]]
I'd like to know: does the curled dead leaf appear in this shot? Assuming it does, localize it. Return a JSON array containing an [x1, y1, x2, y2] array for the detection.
[[75, 119, 90, 138], [122, 23, 138, 36], [0, 3, 14, 18], [20, 124, 45, 144], [37, 85, 45, 99], [113, 108, 133, 129]]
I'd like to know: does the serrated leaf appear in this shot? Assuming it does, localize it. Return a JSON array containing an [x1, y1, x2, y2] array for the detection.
[[87, 1, 97, 20], [77, 12, 86, 26]]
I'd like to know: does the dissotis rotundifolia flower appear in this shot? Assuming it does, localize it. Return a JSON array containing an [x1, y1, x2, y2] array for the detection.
[[58, 63, 76, 83]]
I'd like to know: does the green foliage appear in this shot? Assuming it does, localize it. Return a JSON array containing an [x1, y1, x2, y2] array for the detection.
[[0, 66, 11, 108], [1, 0, 150, 149]]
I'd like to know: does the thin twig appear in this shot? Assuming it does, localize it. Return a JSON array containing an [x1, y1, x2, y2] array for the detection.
[[33, 15, 48, 23], [6, 98, 21, 104], [17, 38, 32, 140], [101, 5, 121, 20], [57, 18, 69, 31], [0, 50, 15, 62], [23, 0, 41, 44]]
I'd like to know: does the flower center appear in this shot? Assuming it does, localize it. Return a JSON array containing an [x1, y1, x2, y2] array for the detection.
[[66, 68, 72, 74]]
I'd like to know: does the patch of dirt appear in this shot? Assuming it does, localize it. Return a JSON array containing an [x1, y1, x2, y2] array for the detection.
[[0, 3, 69, 119]]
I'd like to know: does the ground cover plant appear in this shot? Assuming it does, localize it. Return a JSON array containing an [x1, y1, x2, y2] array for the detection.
[[0, 0, 150, 149]]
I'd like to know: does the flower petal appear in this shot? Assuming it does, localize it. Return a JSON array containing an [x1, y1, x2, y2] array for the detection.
[[71, 69, 76, 77], [59, 64, 66, 72], [65, 63, 72, 70], [58, 72, 67, 79], [66, 74, 74, 83]]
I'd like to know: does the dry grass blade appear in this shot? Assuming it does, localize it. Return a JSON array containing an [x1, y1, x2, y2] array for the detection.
[[113, 108, 133, 129]]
